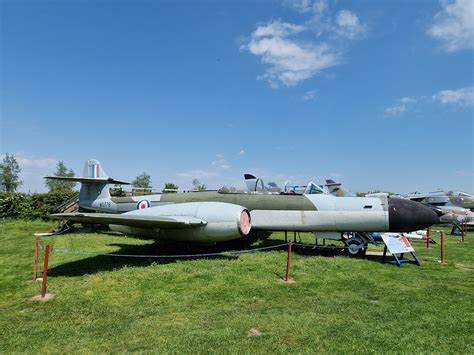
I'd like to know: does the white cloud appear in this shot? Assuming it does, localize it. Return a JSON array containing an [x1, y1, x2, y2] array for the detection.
[[16, 154, 57, 168], [241, 1, 366, 88], [334, 10, 367, 39], [289, 0, 328, 15], [433, 87, 474, 105], [385, 105, 407, 116], [242, 22, 341, 88], [252, 21, 305, 38], [302, 90, 317, 100], [386, 87, 473, 116], [400, 97, 417, 104], [384, 97, 417, 116], [239, 149, 246, 155], [428, 0, 474, 52]]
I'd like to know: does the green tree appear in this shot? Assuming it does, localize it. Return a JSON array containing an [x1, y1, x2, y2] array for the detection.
[[0, 153, 22, 192], [192, 178, 207, 191], [132, 172, 152, 188], [163, 182, 179, 192], [46, 161, 76, 192], [110, 184, 126, 197]]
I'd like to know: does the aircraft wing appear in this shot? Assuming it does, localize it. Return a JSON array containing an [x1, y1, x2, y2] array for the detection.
[[45, 176, 131, 185], [50, 212, 207, 229]]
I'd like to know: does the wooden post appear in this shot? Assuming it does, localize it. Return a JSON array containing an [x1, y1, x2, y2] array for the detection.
[[461, 223, 465, 243], [440, 231, 445, 264], [285, 240, 293, 282], [33, 239, 39, 281], [426, 227, 430, 248], [41, 245, 50, 298]]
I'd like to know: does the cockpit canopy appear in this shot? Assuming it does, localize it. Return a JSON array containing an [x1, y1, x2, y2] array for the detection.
[[283, 181, 326, 195]]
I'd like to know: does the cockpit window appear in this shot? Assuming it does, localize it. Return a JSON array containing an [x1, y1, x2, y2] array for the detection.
[[305, 182, 325, 194]]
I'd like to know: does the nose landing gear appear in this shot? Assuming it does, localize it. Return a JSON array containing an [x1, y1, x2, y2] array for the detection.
[[344, 237, 368, 257]]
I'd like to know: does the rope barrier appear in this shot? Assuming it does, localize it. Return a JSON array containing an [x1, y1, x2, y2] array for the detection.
[[292, 242, 347, 250], [37, 241, 289, 259], [36, 238, 349, 260]]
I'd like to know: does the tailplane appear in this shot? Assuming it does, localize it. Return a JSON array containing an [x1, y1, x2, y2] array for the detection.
[[45, 159, 130, 209]]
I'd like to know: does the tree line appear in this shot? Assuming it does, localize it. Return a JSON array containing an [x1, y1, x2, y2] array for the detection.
[[0, 154, 206, 193]]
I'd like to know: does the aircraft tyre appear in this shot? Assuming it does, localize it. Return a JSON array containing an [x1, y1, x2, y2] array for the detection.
[[345, 239, 367, 257]]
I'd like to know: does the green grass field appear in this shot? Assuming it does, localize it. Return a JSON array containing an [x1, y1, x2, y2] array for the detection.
[[1, 220, 473, 353]]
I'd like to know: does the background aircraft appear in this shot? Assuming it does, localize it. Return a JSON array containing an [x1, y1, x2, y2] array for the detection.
[[407, 191, 474, 211]]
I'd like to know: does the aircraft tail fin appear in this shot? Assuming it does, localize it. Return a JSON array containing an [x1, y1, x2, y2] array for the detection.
[[45, 159, 130, 210], [83, 158, 108, 179], [325, 179, 355, 197]]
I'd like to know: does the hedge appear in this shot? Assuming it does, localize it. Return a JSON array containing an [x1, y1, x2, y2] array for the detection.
[[0, 192, 79, 220]]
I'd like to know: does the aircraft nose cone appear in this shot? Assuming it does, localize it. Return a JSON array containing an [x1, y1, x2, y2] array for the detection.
[[388, 198, 439, 232]]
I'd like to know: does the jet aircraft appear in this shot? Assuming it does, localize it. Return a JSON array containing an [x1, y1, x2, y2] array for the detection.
[[406, 192, 474, 226], [407, 191, 474, 211], [47, 160, 439, 249]]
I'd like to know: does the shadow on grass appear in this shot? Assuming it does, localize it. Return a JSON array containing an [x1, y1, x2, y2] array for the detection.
[[48, 241, 242, 277], [49, 236, 389, 277]]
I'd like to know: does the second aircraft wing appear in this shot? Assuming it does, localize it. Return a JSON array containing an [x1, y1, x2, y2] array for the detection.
[[50, 212, 207, 229]]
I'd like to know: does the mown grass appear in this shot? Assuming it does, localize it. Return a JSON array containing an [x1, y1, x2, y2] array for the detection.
[[1, 220, 473, 353]]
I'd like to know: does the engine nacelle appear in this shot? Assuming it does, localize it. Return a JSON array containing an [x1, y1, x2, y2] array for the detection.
[[110, 202, 251, 243]]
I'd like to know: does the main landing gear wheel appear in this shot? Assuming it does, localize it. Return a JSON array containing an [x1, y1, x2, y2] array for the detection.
[[345, 239, 367, 257]]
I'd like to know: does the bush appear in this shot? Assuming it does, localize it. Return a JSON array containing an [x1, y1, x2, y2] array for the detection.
[[0, 192, 79, 220]]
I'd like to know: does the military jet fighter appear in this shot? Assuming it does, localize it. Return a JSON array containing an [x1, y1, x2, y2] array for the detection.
[[48, 160, 439, 247], [407, 191, 474, 211], [400, 190, 473, 227]]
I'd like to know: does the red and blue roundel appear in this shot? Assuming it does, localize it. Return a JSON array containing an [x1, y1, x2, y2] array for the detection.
[[136, 199, 151, 210]]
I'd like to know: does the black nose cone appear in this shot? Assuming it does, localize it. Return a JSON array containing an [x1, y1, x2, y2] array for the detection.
[[388, 198, 439, 232]]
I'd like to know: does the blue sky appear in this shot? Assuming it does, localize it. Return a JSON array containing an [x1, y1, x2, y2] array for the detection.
[[1, 0, 473, 193]]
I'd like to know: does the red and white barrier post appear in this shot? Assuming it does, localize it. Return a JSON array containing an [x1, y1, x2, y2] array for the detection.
[[41, 245, 50, 298], [439, 231, 445, 264]]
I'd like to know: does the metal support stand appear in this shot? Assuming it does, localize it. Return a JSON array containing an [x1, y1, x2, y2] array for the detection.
[[382, 246, 420, 267]]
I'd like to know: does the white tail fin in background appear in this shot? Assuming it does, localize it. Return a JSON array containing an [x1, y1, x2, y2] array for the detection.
[[325, 179, 356, 197]]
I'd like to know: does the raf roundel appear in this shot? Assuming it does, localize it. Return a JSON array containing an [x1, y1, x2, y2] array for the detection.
[[137, 200, 151, 210]]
